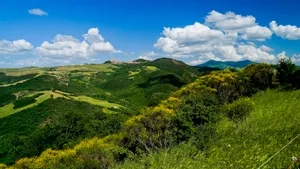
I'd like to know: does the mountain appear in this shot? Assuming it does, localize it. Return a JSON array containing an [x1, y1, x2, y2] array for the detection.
[[197, 60, 257, 69]]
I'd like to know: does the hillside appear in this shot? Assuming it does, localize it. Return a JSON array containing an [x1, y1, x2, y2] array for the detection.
[[113, 89, 300, 168], [0, 58, 216, 165], [197, 60, 257, 69], [1, 58, 300, 169]]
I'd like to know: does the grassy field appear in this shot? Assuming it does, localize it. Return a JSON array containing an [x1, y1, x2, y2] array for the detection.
[[0, 91, 66, 118], [70, 95, 123, 108], [0, 89, 123, 118], [114, 89, 300, 169], [0, 68, 44, 76]]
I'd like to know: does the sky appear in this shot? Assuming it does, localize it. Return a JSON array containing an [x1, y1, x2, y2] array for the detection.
[[1, 0, 300, 67]]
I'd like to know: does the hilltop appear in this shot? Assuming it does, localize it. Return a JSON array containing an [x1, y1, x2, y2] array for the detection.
[[197, 60, 257, 69]]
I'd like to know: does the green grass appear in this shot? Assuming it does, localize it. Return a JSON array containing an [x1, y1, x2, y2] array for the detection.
[[0, 68, 44, 76], [113, 89, 300, 169], [0, 91, 66, 118], [128, 71, 140, 77], [0, 90, 124, 118], [70, 95, 123, 109], [144, 66, 158, 71]]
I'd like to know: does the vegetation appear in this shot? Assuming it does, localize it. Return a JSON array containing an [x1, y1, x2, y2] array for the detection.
[[197, 59, 257, 69], [1, 58, 300, 168]]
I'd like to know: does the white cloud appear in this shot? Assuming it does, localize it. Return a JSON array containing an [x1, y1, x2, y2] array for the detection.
[[240, 26, 272, 41], [138, 51, 159, 60], [154, 22, 237, 55], [205, 10, 256, 31], [259, 45, 273, 52], [189, 45, 280, 65], [205, 10, 272, 41], [28, 8, 48, 16], [36, 28, 120, 60], [155, 10, 280, 65], [0, 39, 33, 54], [270, 21, 300, 40]]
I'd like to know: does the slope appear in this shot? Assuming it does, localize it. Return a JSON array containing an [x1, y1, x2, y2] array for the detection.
[[198, 60, 257, 69], [115, 89, 300, 168]]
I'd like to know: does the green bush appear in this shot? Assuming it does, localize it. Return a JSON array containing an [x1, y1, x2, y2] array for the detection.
[[13, 93, 43, 109], [276, 58, 296, 86], [243, 63, 276, 93], [13, 97, 36, 109], [171, 90, 220, 144], [223, 97, 254, 124]]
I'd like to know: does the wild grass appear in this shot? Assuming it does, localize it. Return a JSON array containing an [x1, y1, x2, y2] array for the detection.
[[113, 89, 300, 169]]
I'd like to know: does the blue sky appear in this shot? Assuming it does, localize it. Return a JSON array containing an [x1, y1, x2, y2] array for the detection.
[[1, 0, 300, 67]]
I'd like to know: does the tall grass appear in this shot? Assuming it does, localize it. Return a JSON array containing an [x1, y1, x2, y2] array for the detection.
[[113, 90, 300, 168]]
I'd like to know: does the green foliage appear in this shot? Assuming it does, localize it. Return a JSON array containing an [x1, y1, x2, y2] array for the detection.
[[243, 63, 276, 93], [112, 90, 300, 169], [0, 73, 37, 85], [13, 93, 43, 109], [0, 98, 131, 164], [4, 58, 299, 169], [171, 89, 220, 144], [276, 58, 297, 86], [223, 97, 254, 124]]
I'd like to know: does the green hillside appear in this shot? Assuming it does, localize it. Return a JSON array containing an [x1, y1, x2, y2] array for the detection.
[[198, 60, 257, 69], [0, 58, 216, 165], [1, 58, 300, 169], [113, 89, 300, 168]]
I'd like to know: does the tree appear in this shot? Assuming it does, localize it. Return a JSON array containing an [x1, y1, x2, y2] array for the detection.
[[243, 63, 276, 93], [276, 58, 296, 86]]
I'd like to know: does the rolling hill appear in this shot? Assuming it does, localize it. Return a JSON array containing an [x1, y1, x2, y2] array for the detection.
[[0, 58, 217, 164], [197, 60, 257, 69]]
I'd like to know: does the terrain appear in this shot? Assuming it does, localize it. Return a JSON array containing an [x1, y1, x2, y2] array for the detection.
[[1, 58, 300, 169], [0, 58, 214, 165], [197, 60, 257, 69]]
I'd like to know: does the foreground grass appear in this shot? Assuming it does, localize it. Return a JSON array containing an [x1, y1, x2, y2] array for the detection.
[[114, 90, 300, 169]]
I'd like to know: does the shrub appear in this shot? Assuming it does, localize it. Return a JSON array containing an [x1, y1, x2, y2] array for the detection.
[[171, 90, 220, 144], [13, 97, 36, 109], [276, 58, 296, 86], [223, 97, 254, 124], [243, 63, 276, 93]]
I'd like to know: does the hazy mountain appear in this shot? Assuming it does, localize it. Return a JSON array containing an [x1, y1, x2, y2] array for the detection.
[[197, 60, 257, 69]]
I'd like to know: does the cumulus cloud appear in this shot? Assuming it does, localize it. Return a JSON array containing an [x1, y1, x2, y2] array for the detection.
[[28, 8, 48, 16], [259, 45, 273, 52], [270, 21, 300, 40], [189, 44, 278, 65], [138, 51, 159, 60], [205, 10, 256, 31], [0, 39, 34, 54], [205, 10, 272, 41], [154, 22, 237, 55], [154, 10, 283, 65], [36, 28, 120, 60]]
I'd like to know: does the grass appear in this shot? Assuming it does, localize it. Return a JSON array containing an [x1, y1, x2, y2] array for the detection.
[[128, 71, 140, 77], [0, 79, 30, 87], [55, 64, 118, 73], [113, 89, 300, 169], [144, 66, 158, 71], [0, 68, 44, 76], [70, 95, 123, 109], [0, 89, 124, 118], [0, 91, 66, 118]]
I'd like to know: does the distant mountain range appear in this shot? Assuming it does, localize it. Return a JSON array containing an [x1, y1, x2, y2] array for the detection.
[[197, 60, 257, 69]]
